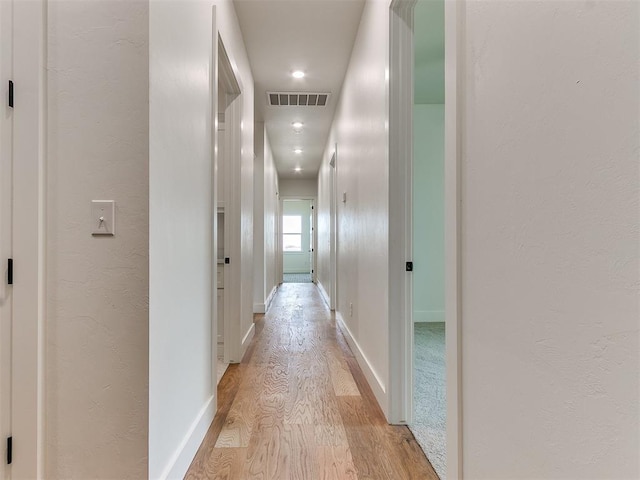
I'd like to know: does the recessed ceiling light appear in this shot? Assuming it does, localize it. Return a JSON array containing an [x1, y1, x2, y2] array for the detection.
[[292, 70, 305, 79], [292, 121, 304, 129], [294, 167, 302, 172], [294, 148, 302, 154]]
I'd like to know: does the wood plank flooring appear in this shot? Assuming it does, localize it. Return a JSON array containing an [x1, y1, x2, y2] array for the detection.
[[184, 283, 438, 480]]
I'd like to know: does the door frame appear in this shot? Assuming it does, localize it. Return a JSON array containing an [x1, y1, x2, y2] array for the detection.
[[215, 32, 243, 366], [329, 146, 338, 310], [0, 1, 12, 478], [10, 1, 46, 478], [388, 0, 463, 478], [279, 196, 316, 282]]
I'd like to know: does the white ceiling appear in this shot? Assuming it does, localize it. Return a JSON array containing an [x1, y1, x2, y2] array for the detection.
[[233, 0, 365, 179]]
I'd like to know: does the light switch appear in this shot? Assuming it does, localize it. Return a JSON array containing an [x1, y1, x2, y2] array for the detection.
[[91, 200, 115, 236]]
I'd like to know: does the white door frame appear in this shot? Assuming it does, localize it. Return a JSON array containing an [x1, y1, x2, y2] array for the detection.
[[0, 2, 13, 478], [10, 1, 46, 478], [280, 196, 316, 281], [216, 33, 243, 365], [388, 0, 463, 478], [329, 147, 338, 310]]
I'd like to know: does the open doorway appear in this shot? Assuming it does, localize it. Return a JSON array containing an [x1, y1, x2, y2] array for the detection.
[[215, 35, 241, 384], [281, 199, 314, 283], [389, 0, 460, 478], [410, 0, 446, 477]]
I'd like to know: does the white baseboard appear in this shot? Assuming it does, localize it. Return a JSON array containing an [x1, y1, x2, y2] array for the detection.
[[162, 395, 215, 480], [413, 310, 445, 323], [253, 285, 278, 314], [335, 312, 387, 416], [317, 281, 331, 308], [265, 285, 277, 312], [241, 322, 255, 354]]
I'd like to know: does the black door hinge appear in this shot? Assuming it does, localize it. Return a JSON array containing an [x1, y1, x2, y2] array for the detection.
[[6, 436, 12, 464], [224, 257, 230, 264], [8, 81, 13, 108], [7, 259, 13, 285], [406, 261, 413, 272]]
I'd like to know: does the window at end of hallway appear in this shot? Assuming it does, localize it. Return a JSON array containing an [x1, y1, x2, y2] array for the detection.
[[283, 215, 302, 252]]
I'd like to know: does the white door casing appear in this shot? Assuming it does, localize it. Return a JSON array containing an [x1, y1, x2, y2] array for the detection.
[[388, 0, 462, 478], [0, 1, 13, 477]]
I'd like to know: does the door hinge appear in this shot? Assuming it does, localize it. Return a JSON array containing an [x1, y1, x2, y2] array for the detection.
[[224, 257, 230, 264], [6, 436, 12, 464], [406, 261, 413, 272], [8, 81, 13, 108], [7, 258, 13, 285]]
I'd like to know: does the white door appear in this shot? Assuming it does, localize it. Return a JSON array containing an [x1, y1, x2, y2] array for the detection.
[[0, 1, 13, 477]]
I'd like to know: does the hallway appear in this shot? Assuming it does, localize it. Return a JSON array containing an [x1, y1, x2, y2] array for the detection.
[[185, 284, 438, 479]]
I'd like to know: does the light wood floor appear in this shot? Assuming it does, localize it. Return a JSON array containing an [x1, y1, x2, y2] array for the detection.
[[184, 283, 438, 480]]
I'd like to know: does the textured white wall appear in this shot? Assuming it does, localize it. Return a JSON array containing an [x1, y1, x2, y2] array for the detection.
[[46, 1, 149, 478], [279, 178, 318, 198], [316, 157, 331, 305], [149, 2, 213, 478], [413, 105, 444, 322], [318, 0, 390, 413], [254, 126, 279, 312], [149, 0, 254, 478], [460, 1, 639, 477], [253, 123, 265, 311], [264, 133, 280, 303]]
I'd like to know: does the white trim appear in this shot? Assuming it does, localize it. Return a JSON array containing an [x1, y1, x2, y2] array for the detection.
[[265, 285, 277, 312], [389, 0, 463, 477], [329, 146, 338, 311], [253, 284, 277, 314], [217, 33, 243, 366], [316, 280, 331, 308], [240, 322, 255, 353], [413, 310, 445, 323], [444, 0, 464, 477], [335, 312, 387, 412], [388, 0, 416, 426], [161, 395, 216, 480], [12, 1, 46, 478], [210, 4, 220, 418], [279, 196, 317, 281]]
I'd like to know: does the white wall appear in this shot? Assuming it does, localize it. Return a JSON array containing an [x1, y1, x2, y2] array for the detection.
[[253, 123, 265, 311], [413, 105, 444, 322], [279, 178, 318, 197], [264, 134, 280, 301], [317, 0, 390, 414], [316, 156, 332, 305], [149, 1, 254, 478], [254, 125, 279, 313], [459, 1, 639, 478], [46, 1, 149, 478]]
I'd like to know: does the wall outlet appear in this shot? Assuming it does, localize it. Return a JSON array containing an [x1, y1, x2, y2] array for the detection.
[[349, 302, 353, 317]]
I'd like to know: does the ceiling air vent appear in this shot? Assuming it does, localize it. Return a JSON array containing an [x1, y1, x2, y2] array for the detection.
[[267, 92, 330, 107]]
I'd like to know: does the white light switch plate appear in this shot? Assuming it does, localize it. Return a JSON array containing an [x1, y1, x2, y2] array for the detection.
[[91, 200, 115, 236]]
